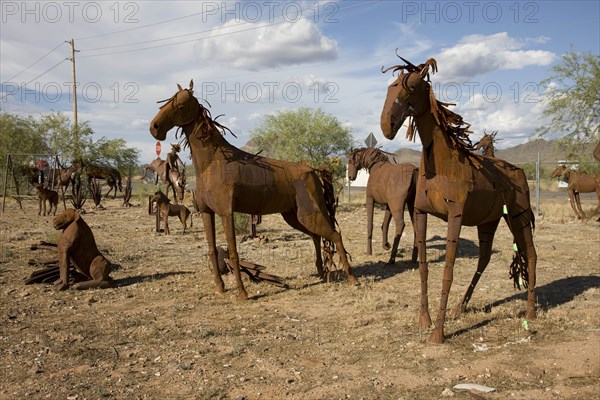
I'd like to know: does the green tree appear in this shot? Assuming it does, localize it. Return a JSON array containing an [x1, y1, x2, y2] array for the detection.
[[36, 112, 94, 162], [250, 107, 353, 181], [34, 111, 140, 172], [87, 137, 140, 172], [1, 110, 140, 172], [537, 50, 600, 154], [0, 111, 48, 163], [0, 111, 49, 193]]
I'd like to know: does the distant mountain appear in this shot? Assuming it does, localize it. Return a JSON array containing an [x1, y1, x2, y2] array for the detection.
[[240, 137, 594, 166], [390, 138, 593, 165], [495, 138, 561, 164], [241, 136, 260, 154], [390, 148, 421, 165]]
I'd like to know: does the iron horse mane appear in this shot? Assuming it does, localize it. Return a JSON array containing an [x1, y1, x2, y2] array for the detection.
[[158, 88, 235, 147], [382, 51, 479, 165], [349, 147, 393, 170]]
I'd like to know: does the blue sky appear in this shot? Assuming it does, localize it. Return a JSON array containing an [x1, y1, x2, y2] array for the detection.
[[1, 1, 598, 163]]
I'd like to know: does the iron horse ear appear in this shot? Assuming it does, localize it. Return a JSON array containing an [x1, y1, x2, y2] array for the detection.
[[398, 56, 417, 70], [189, 79, 194, 91], [177, 83, 183, 91]]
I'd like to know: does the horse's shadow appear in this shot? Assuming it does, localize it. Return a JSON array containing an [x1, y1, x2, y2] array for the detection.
[[114, 270, 194, 287], [450, 275, 600, 339], [426, 235, 486, 262], [353, 259, 417, 280], [490, 275, 600, 312], [352, 235, 482, 280]]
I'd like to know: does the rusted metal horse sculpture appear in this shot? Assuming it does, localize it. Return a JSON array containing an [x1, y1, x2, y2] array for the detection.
[[48, 161, 82, 193], [380, 55, 537, 343], [142, 155, 186, 204], [473, 130, 499, 157], [347, 147, 418, 264], [149, 80, 357, 300], [83, 163, 122, 198], [551, 165, 600, 219]]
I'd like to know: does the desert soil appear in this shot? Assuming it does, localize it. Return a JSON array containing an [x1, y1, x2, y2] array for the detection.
[[1, 194, 599, 400]]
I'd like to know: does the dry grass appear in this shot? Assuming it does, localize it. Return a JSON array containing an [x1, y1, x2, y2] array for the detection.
[[0, 194, 598, 400]]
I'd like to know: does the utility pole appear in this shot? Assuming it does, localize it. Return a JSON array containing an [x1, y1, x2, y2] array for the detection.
[[67, 38, 80, 157]]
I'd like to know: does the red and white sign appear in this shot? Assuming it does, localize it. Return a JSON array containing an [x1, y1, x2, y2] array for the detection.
[[155, 141, 162, 156], [35, 160, 49, 171]]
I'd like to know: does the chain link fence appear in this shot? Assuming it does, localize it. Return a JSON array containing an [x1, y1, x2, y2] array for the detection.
[[343, 157, 599, 221]]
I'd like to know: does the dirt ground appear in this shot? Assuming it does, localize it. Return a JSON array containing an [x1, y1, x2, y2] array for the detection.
[[1, 192, 599, 400]]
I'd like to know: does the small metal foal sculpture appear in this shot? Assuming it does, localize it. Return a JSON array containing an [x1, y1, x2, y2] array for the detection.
[[149, 80, 357, 300], [347, 147, 418, 264], [380, 55, 537, 343]]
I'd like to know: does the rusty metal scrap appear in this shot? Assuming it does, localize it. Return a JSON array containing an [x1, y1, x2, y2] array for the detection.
[[25, 241, 84, 285], [217, 246, 287, 288]]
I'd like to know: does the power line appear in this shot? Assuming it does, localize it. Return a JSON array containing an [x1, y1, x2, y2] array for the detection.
[[83, 17, 273, 52], [1, 42, 66, 83], [0, 58, 68, 101], [79, 18, 290, 58], [78, 1, 380, 58], [75, 3, 230, 41]]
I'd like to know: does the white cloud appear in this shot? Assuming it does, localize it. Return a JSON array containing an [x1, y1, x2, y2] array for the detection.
[[459, 93, 496, 113], [454, 93, 548, 148], [434, 32, 556, 81], [223, 116, 238, 130], [248, 112, 263, 120], [129, 118, 149, 129], [194, 18, 337, 70]]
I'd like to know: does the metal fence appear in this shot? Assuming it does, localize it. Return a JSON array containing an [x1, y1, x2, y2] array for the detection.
[[343, 158, 599, 219]]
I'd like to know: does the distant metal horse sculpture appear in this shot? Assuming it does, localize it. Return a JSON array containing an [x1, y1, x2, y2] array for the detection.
[[551, 164, 600, 219], [380, 55, 537, 343], [149, 80, 357, 300], [143, 155, 186, 204], [83, 163, 122, 198], [347, 147, 418, 264], [473, 130, 499, 157], [48, 161, 82, 193]]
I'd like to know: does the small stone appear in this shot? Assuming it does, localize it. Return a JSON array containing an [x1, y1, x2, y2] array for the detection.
[[441, 388, 454, 397], [528, 366, 544, 378]]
